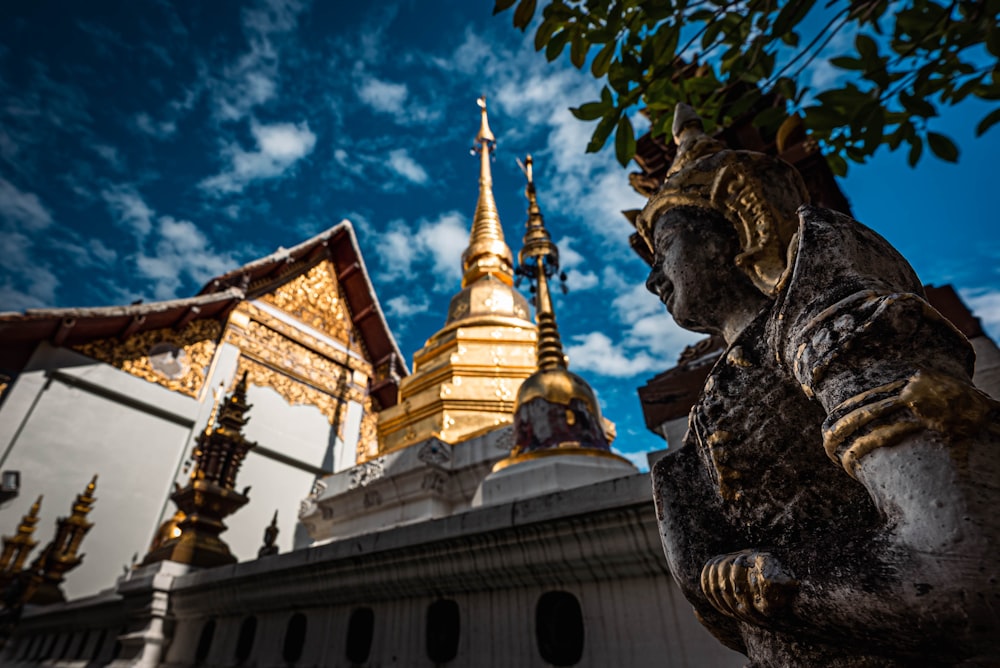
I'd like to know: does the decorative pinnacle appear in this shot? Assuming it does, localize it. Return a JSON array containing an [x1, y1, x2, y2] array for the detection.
[[515, 155, 567, 371], [461, 96, 514, 288]]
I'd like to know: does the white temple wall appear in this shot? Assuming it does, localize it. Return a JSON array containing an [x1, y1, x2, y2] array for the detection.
[[0, 343, 199, 600], [161, 577, 742, 667]]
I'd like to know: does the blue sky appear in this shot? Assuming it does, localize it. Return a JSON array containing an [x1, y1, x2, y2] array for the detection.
[[1, 0, 997, 467]]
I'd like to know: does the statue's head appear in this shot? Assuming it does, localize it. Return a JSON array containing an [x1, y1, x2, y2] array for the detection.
[[635, 104, 809, 301]]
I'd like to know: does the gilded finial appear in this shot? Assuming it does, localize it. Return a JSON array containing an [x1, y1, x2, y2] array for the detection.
[[515, 155, 566, 371], [476, 95, 495, 145], [461, 96, 515, 288]]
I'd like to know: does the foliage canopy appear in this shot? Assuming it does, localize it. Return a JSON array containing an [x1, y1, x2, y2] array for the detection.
[[495, 0, 1000, 173]]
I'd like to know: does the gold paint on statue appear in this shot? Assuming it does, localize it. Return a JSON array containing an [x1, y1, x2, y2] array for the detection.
[[825, 370, 999, 478], [377, 99, 538, 453], [634, 104, 810, 297], [73, 320, 220, 398]]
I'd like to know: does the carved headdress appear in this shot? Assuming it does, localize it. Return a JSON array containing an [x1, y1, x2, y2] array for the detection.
[[634, 104, 810, 296]]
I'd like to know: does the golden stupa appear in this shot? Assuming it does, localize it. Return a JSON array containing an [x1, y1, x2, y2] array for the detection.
[[376, 98, 538, 453]]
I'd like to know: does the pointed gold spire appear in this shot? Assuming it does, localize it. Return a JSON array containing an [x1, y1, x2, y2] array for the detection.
[[517, 155, 566, 370], [0, 495, 43, 575], [461, 96, 514, 288]]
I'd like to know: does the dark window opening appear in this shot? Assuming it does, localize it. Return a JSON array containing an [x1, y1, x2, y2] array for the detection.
[[195, 619, 216, 664], [536, 591, 585, 666], [282, 612, 308, 663], [425, 599, 460, 664], [235, 615, 257, 663], [345, 607, 375, 663]]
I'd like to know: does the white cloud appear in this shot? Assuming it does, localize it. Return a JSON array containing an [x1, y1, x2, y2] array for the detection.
[[134, 112, 177, 139], [378, 211, 468, 289], [612, 282, 661, 323], [557, 236, 585, 268], [961, 288, 1000, 343], [0, 231, 59, 309], [208, 0, 306, 122], [137, 216, 238, 300], [387, 149, 429, 185], [564, 269, 598, 291], [385, 293, 429, 318], [201, 119, 316, 194], [565, 331, 659, 377], [356, 78, 408, 113], [102, 185, 154, 238], [613, 447, 650, 472], [0, 178, 52, 230]]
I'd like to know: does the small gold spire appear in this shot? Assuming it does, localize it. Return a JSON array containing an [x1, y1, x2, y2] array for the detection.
[[462, 96, 515, 288], [0, 495, 43, 575], [516, 155, 565, 370]]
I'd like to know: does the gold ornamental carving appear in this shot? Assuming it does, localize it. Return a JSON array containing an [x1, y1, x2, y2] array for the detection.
[[357, 393, 378, 461], [73, 320, 220, 398], [260, 260, 353, 347], [239, 302, 372, 377], [233, 356, 342, 426], [224, 318, 365, 405]]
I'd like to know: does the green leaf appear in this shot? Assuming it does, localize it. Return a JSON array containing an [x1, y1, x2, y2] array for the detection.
[[570, 31, 587, 69], [773, 0, 817, 36], [907, 136, 922, 167], [855, 34, 878, 63], [615, 116, 636, 166], [570, 101, 607, 121], [988, 27, 1000, 57], [545, 29, 570, 62], [829, 56, 865, 71], [802, 105, 844, 132], [781, 31, 800, 47], [492, 0, 518, 15], [512, 0, 537, 30], [975, 108, 1000, 137], [587, 113, 618, 153], [926, 131, 958, 162], [899, 92, 937, 117], [534, 17, 557, 51], [591, 42, 615, 77], [753, 106, 787, 134], [826, 153, 848, 177]]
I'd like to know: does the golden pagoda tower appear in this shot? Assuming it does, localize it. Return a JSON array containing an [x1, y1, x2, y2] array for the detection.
[[26, 476, 99, 605], [377, 97, 538, 453], [492, 155, 630, 471], [143, 373, 255, 568], [0, 496, 42, 587]]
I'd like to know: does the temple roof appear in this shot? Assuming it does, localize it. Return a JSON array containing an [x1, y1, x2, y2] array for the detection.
[[0, 220, 408, 406]]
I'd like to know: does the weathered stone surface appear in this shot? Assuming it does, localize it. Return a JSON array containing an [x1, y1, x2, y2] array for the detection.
[[638, 105, 1000, 667]]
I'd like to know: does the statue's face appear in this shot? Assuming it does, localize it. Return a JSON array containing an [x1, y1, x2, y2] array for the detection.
[[644, 207, 747, 336]]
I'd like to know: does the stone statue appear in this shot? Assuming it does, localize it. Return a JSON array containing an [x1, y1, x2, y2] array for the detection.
[[636, 104, 1000, 667]]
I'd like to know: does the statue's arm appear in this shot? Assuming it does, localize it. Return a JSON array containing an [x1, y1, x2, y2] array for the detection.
[[652, 431, 747, 654], [782, 289, 1000, 649]]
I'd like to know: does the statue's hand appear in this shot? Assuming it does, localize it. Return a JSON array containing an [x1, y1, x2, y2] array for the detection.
[[701, 550, 798, 624]]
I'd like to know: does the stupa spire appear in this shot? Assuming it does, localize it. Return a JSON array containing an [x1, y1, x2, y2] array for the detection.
[[516, 155, 566, 370], [461, 96, 515, 288]]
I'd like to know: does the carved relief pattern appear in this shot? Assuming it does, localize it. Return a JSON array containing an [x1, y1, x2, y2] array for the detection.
[[241, 302, 372, 377], [73, 320, 220, 398], [357, 393, 379, 462], [261, 261, 351, 345], [225, 319, 365, 404], [233, 356, 341, 425]]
